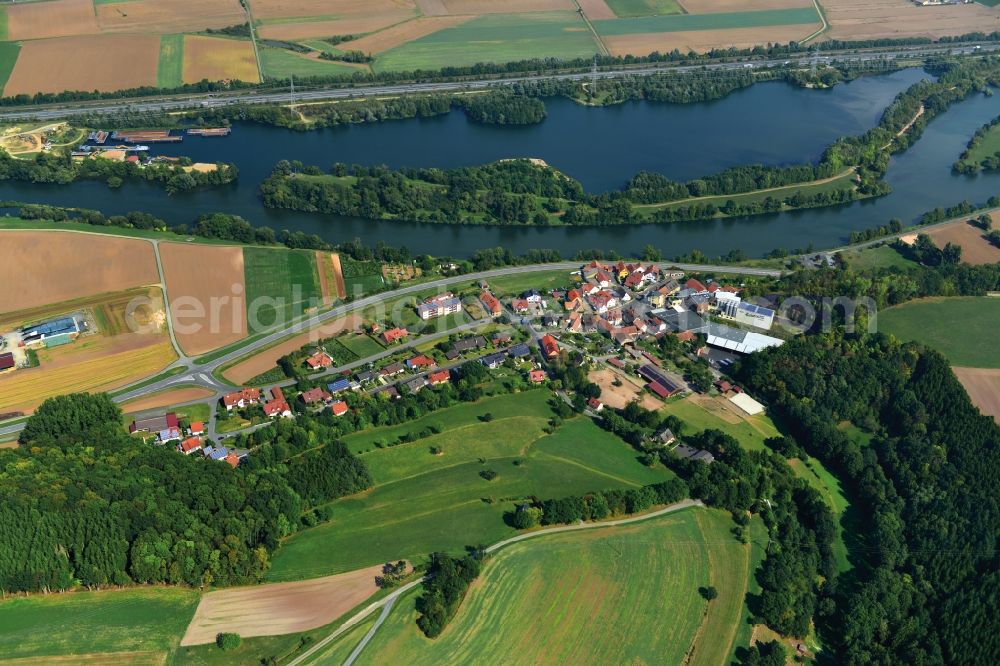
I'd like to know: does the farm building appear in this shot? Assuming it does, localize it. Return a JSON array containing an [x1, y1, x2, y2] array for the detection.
[[0, 352, 15, 373], [20, 316, 81, 347], [129, 412, 179, 434], [730, 393, 766, 416], [705, 324, 783, 355], [639, 364, 685, 399]]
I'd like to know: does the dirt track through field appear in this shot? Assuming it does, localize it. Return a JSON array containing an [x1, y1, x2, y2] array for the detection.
[[121, 387, 216, 414], [159, 242, 248, 356], [926, 219, 1000, 266], [603, 24, 818, 55], [180, 564, 385, 645], [5, 35, 161, 96], [96, 0, 245, 34], [341, 16, 472, 53], [222, 313, 362, 383], [330, 253, 348, 299], [954, 367, 1000, 424], [578, 0, 616, 21], [5, 0, 99, 41], [0, 231, 159, 314]]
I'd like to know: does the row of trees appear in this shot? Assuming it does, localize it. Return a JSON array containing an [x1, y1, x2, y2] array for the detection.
[[510, 478, 689, 529], [737, 333, 1000, 664], [415, 552, 483, 638]]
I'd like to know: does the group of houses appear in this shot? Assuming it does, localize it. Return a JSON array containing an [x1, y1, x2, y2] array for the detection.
[[127, 411, 245, 468]]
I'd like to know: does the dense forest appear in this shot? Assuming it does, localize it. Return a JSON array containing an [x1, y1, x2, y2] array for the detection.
[[738, 334, 1000, 663], [953, 113, 1000, 173], [1, 394, 370, 593], [457, 93, 546, 125]]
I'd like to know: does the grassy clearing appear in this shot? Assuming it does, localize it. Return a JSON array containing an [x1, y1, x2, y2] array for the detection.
[[157, 34, 184, 88], [879, 297, 1000, 368], [268, 396, 673, 581], [606, 0, 686, 18], [840, 244, 916, 271], [0, 42, 19, 92], [335, 332, 385, 359], [375, 12, 599, 72], [259, 46, 366, 79], [243, 246, 322, 333], [354, 507, 754, 665], [485, 269, 579, 297], [661, 395, 781, 451], [0, 587, 198, 660], [594, 7, 820, 35], [961, 121, 1000, 166], [0, 6, 7, 41], [636, 170, 856, 216], [788, 456, 852, 573], [340, 258, 385, 296]]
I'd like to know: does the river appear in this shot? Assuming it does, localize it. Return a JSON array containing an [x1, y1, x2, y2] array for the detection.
[[5, 67, 1000, 258]]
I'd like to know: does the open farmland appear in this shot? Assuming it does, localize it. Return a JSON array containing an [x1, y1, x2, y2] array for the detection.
[[952, 367, 1000, 423], [681, 0, 815, 12], [340, 16, 473, 53], [578, 0, 618, 20], [879, 297, 1000, 368], [220, 313, 362, 383], [4, 34, 160, 95], [0, 587, 198, 662], [374, 12, 599, 72], [821, 0, 1000, 41], [181, 564, 383, 645], [95, 0, 245, 34], [159, 242, 248, 356], [355, 508, 756, 666], [258, 46, 365, 79], [4, 0, 99, 41], [243, 247, 322, 332], [182, 35, 259, 83], [267, 392, 674, 581], [0, 231, 158, 315], [250, 0, 416, 21], [438, 0, 576, 13], [605, 0, 685, 18], [602, 24, 818, 53], [925, 218, 1000, 265], [661, 393, 781, 450]]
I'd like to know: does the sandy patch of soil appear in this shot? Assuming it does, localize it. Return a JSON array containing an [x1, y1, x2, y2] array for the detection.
[[953, 366, 1000, 424], [180, 564, 386, 645], [589, 367, 663, 410]]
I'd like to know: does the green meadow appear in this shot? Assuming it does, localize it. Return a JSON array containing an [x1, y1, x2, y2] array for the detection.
[[353, 508, 757, 666], [879, 297, 1000, 368], [157, 34, 184, 88], [660, 395, 781, 450], [259, 46, 366, 80], [0, 587, 198, 660], [593, 7, 820, 35], [606, 0, 686, 18], [243, 246, 322, 332], [267, 391, 674, 581], [375, 12, 599, 72], [0, 41, 20, 92]]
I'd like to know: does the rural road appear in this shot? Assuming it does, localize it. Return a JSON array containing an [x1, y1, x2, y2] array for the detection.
[[0, 253, 781, 440], [288, 499, 705, 666], [0, 44, 994, 121]]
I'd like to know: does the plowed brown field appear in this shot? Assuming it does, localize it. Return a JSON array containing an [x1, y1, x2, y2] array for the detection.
[[182, 35, 260, 83], [440, 0, 574, 13], [926, 219, 1000, 266], [5, 0, 99, 41], [251, 0, 415, 20], [603, 24, 818, 55], [96, 0, 245, 34], [121, 386, 216, 414], [578, 0, 616, 21], [0, 231, 159, 315], [954, 367, 1000, 424], [4, 35, 160, 96], [258, 13, 414, 40], [159, 242, 248, 356], [822, 0, 1000, 41], [180, 564, 385, 645], [589, 368, 663, 410]]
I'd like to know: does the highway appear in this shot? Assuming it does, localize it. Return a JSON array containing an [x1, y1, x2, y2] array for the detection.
[[0, 257, 781, 441], [0, 43, 995, 121]]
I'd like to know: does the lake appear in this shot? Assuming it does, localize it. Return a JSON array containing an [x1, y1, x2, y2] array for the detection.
[[4, 68, 1000, 258]]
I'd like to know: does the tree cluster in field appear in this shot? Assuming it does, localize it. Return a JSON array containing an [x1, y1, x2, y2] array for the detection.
[[375, 560, 408, 589], [204, 23, 251, 38], [416, 552, 483, 638], [0, 151, 237, 194], [737, 333, 1000, 664], [509, 478, 688, 529], [319, 50, 373, 64], [894, 233, 962, 266], [1, 393, 372, 593], [601, 399, 838, 639]]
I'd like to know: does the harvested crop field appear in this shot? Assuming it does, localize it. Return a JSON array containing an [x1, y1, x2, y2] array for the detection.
[[222, 313, 362, 384], [953, 367, 1000, 423], [251, 0, 415, 20], [579, 0, 617, 20], [96, 0, 245, 34], [4, 0, 99, 41], [603, 24, 817, 54], [258, 12, 415, 40], [330, 252, 347, 300], [341, 16, 472, 53], [589, 367, 664, 410], [180, 563, 384, 645], [680, 0, 814, 12], [159, 242, 247, 356], [4, 34, 160, 95], [440, 0, 575, 13], [821, 0, 1000, 41], [120, 386, 216, 414], [182, 35, 259, 83], [925, 219, 1000, 265], [415, 0, 449, 15], [0, 231, 158, 315]]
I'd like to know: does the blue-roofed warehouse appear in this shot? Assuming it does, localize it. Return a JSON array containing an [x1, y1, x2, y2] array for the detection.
[[21, 317, 81, 346]]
